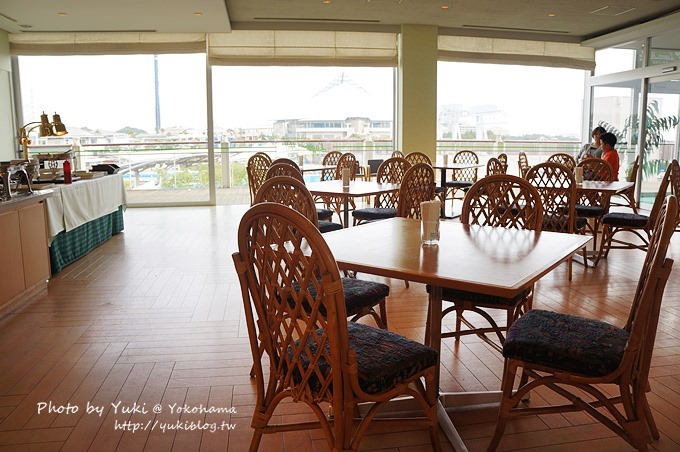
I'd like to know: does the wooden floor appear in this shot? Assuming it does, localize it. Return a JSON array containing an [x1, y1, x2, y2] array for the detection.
[[1, 204, 680, 451]]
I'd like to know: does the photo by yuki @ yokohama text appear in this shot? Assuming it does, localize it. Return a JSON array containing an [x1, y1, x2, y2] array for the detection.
[[36, 401, 239, 433]]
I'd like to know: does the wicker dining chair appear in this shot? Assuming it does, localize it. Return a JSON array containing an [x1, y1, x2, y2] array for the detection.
[[232, 203, 441, 452], [404, 151, 431, 166], [270, 157, 300, 171], [594, 160, 680, 267], [397, 162, 436, 219], [525, 161, 586, 279], [488, 194, 678, 452], [253, 176, 390, 325], [575, 157, 614, 250], [426, 174, 544, 351], [320, 150, 342, 181], [323, 152, 360, 226], [517, 151, 532, 178], [391, 149, 405, 158], [497, 153, 509, 173], [546, 152, 577, 171], [486, 157, 505, 176], [352, 157, 411, 225], [610, 155, 640, 213], [246, 152, 272, 205], [263, 162, 334, 222], [444, 150, 479, 202]]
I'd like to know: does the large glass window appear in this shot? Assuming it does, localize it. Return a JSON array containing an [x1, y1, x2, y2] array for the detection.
[[17, 54, 208, 205], [437, 61, 587, 172], [594, 42, 645, 76], [211, 66, 394, 192]]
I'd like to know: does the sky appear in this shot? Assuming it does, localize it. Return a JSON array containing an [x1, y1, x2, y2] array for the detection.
[[18, 54, 587, 138]]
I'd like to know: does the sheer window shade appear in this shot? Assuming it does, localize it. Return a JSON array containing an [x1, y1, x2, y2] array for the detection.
[[207, 31, 397, 66], [9, 33, 206, 55], [9, 31, 594, 71], [438, 36, 595, 71]]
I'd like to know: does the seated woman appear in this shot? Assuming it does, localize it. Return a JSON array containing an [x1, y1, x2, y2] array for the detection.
[[577, 126, 606, 161]]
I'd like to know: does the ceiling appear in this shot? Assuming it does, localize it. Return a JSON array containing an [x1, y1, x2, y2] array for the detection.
[[1, 0, 679, 44]]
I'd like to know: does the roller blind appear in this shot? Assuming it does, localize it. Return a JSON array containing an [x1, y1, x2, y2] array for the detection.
[[438, 36, 596, 71], [207, 30, 398, 66], [9, 32, 206, 55]]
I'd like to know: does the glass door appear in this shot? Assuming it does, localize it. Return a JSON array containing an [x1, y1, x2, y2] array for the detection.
[[639, 76, 680, 205]]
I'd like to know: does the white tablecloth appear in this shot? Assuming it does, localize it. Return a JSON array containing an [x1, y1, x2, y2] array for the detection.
[[45, 174, 127, 240]]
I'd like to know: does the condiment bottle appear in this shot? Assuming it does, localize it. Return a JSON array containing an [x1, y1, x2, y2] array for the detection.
[[63, 159, 72, 184]]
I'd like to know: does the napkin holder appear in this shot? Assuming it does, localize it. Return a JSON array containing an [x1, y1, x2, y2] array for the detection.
[[420, 200, 440, 246]]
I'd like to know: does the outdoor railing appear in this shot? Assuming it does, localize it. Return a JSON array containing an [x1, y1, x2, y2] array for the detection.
[[27, 137, 647, 204]]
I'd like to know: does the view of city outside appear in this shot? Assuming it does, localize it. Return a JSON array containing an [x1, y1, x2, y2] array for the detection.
[[17, 54, 590, 204]]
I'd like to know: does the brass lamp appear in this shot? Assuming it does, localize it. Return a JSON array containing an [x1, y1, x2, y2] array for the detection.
[[18, 112, 68, 160]]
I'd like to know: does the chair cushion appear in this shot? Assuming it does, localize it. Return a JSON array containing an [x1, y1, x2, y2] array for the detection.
[[503, 309, 629, 377], [352, 207, 397, 222], [575, 216, 588, 229], [575, 205, 606, 217], [341, 278, 389, 317], [292, 322, 438, 394], [426, 286, 530, 307], [602, 212, 649, 228], [318, 220, 343, 233], [445, 180, 473, 188], [293, 278, 389, 317], [317, 208, 334, 221]]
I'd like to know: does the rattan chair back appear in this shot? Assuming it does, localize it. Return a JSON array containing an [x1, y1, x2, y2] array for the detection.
[[271, 157, 300, 171], [497, 153, 509, 173], [374, 157, 411, 209], [321, 150, 342, 181], [517, 152, 531, 178], [247, 152, 272, 205], [334, 152, 359, 181], [525, 162, 577, 233], [264, 162, 304, 182], [404, 151, 432, 166], [486, 157, 505, 176], [547, 152, 576, 171], [452, 150, 479, 182], [397, 163, 436, 219], [461, 174, 543, 231], [391, 150, 405, 158], [253, 176, 319, 226]]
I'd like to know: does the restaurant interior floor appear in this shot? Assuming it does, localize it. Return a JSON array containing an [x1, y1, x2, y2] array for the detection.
[[1, 203, 679, 451]]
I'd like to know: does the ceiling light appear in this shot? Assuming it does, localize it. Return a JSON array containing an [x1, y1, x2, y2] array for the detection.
[[441, 4, 450, 10], [57, 12, 68, 17], [193, 12, 202, 17], [322, 0, 331, 4], [547, 12, 556, 17]]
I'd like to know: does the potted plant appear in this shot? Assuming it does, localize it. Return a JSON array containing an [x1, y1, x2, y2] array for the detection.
[[599, 99, 678, 178]]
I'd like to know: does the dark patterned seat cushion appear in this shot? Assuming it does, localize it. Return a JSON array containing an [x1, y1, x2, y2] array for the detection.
[[317, 208, 334, 221], [292, 278, 389, 317], [575, 204, 606, 217], [291, 322, 438, 394], [341, 278, 389, 316], [602, 212, 649, 228], [445, 180, 473, 188], [352, 207, 397, 222], [318, 220, 343, 233], [575, 216, 588, 229], [427, 285, 530, 307], [503, 309, 629, 377]]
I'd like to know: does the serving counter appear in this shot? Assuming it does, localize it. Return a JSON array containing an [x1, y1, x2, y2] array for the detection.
[[45, 174, 126, 273]]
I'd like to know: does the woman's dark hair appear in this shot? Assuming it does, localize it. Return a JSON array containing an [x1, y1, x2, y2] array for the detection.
[[592, 126, 606, 135]]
